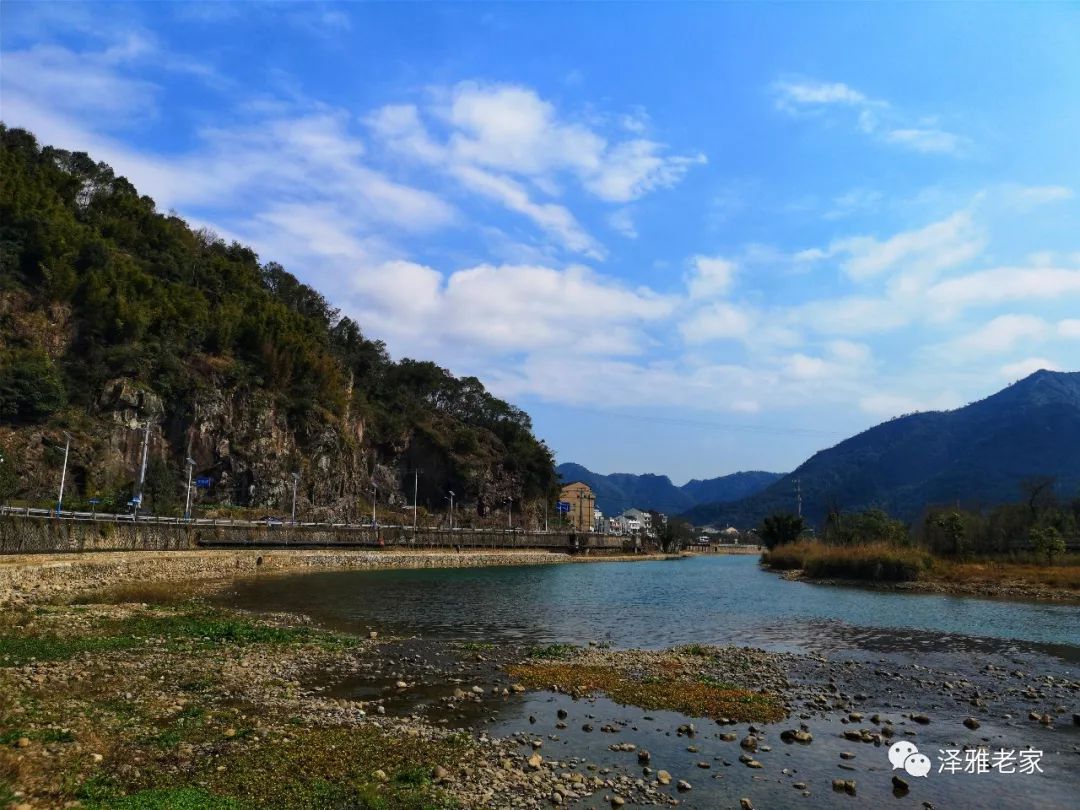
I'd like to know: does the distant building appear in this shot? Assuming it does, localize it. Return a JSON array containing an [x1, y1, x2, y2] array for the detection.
[[622, 508, 652, 536], [559, 482, 596, 532]]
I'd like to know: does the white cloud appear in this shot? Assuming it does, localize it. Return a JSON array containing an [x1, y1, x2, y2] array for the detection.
[[883, 128, 963, 155], [829, 210, 984, 282], [1006, 185, 1074, 207], [366, 81, 704, 254], [343, 258, 677, 362], [927, 266, 1080, 312], [1000, 358, 1062, 380], [686, 255, 737, 299], [449, 164, 604, 259], [948, 314, 1050, 354], [773, 79, 867, 110], [1058, 319, 1080, 338], [608, 208, 638, 239], [773, 76, 967, 155], [680, 302, 755, 344], [858, 391, 960, 418]]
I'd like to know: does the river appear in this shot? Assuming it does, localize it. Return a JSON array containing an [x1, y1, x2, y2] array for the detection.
[[215, 554, 1079, 809]]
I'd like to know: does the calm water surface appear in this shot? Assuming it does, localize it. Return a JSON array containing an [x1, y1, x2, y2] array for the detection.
[[214, 555, 1079, 809], [219, 555, 1080, 661]]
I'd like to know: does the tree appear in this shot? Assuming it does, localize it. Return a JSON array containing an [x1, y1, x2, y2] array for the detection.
[[0, 349, 67, 423], [933, 511, 967, 557], [655, 516, 694, 553], [825, 507, 907, 546], [1030, 525, 1066, 565], [758, 512, 806, 549]]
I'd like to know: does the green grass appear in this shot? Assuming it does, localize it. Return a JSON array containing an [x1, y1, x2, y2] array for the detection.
[[78, 781, 246, 810], [526, 642, 582, 660], [0, 632, 137, 667], [0, 608, 358, 668]]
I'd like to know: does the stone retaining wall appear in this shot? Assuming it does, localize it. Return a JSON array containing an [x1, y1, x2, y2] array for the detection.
[[0, 548, 667, 605], [0, 516, 630, 555]]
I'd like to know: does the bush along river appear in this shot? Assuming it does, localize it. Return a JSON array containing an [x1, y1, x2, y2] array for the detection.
[[2, 554, 1077, 809]]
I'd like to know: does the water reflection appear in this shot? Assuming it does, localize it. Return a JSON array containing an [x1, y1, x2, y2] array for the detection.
[[216, 555, 1080, 662]]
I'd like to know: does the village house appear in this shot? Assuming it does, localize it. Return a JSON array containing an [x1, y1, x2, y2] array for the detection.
[[558, 481, 596, 532]]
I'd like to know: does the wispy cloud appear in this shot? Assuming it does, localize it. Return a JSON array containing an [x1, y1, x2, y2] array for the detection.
[[366, 81, 704, 256], [773, 77, 969, 156]]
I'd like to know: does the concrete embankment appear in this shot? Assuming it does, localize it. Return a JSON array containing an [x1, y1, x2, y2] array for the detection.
[[0, 547, 671, 605]]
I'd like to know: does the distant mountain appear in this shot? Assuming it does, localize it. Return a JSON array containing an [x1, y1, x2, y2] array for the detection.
[[683, 370, 1080, 528], [556, 462, 782, 516]]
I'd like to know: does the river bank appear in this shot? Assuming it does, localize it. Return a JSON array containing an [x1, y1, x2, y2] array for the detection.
[[777, 567, 1080, 603], [0, 548, 673, 607], [3, 590, 1077, 809], [761, 541, 1080, 603]]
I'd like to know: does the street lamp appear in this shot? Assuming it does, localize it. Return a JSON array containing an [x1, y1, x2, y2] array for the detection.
[[445, 490, 455, 530], [134, 421, 150, 518], [56, 432, 72, 515], [184, 457, 196, 520], [290, 472, 300, 524]]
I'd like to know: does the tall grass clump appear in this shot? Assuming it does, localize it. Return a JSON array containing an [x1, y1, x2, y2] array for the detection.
[[763, 540, 932, 582]]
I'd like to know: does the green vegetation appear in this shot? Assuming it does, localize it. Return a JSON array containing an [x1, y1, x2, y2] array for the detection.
[[79, 786, 246, 810], [508, 661, 786, 724], [0, 125, 558, 515], [0, 605, 353, 667], [760, 480, 1080, 585], [757, 512, 806, 550], [762, 540, 933, 582], [525, 642, 582, 660]]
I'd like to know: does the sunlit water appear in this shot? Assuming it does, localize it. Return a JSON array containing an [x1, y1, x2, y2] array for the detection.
[[214, 555, 1080, 809], [218, 555, 1080, 662]]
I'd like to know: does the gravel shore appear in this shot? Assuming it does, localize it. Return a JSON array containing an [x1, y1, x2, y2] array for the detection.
[[0, 548, 671, 606]]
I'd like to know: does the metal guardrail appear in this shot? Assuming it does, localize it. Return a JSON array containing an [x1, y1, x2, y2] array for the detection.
[[0, 505, 571, 534], [0, 505, 639, 555]]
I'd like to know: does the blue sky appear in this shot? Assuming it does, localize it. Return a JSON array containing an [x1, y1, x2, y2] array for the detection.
[[2, 2, 1079, 483]]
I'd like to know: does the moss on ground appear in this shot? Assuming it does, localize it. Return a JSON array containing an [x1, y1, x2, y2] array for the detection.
[[507, 661, 786, 724], [1, 601, 470, 809]]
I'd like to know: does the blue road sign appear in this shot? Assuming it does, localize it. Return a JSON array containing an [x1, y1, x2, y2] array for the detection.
[[195, 476, 212, 489], [556, 501, 571, 513]]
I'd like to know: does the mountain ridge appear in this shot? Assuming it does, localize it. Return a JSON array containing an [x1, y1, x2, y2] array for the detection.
[[683, 370, 1080, 527], [556, 462, 782, 516]]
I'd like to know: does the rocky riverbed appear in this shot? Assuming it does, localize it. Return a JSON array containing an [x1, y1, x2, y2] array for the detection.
[[3, 589, 1078, 809]]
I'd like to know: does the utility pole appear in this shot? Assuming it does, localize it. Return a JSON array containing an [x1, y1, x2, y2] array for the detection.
[[134, 421, 150, 517], [291, 472, 300, 524], [184, 457, 196, 520], [407, 468, 421, 532], [56, 432, 71, 515], [795, 478, 802, 519], [506, 498, 512, 530], [446, 490, 454, 530], [371, 484, 377, 527]]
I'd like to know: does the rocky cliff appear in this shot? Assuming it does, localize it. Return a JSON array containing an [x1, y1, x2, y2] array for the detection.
[[0, 126, 556, 524]]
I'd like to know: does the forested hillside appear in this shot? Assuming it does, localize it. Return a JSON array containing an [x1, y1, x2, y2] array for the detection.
[[685, 370, 1080, 528], [0, 126, 558, 522]]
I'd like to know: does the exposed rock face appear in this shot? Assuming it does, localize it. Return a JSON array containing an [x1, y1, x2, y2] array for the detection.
[[4, 366, 532, 524]]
